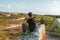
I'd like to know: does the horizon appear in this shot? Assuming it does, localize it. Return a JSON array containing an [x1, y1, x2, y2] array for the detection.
[[0, 11, 60, 16], [0, 0, 60, 15]]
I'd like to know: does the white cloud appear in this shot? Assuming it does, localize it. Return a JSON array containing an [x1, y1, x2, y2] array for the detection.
[[19, 3, 25, 9], [0, 4, 2, 7], [53, 1, 57, 4], [0, 3, 25, 9], [0, 4, 4, 7], [0, 4, 11, 9], [8, 5, 12, 9], [47, 0, 60, 15], [11, 3, 25, 9]]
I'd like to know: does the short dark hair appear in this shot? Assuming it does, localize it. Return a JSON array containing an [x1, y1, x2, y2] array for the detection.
[[28, 12, 32, 17]]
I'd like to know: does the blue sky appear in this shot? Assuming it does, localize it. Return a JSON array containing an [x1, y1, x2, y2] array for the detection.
[[0, 0, 60, 15]]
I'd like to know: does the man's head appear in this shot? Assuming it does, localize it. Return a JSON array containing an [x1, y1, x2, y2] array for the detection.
[[28, 12, 33, 17]]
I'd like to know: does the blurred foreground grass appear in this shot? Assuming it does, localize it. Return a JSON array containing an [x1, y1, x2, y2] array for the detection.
[[0, 30, 23, 40]]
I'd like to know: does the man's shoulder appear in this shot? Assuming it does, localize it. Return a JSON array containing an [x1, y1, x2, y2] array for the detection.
[[26, 17, 35, 21]]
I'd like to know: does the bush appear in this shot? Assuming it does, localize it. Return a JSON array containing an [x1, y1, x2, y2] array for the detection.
[[53, 23, 60, 33]]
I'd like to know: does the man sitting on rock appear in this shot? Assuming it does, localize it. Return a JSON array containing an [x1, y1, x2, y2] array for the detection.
[[26, 12, 37, 33], [22, 12, 37, 35]]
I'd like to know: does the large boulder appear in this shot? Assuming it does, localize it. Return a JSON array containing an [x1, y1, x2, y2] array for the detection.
[[17, 24, 46, 40]]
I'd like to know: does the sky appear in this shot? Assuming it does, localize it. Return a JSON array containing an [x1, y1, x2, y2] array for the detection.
[[0, 0, 60, 15]]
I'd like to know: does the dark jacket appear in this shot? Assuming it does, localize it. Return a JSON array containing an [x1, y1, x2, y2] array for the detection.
[[27, 18, 36, 32]]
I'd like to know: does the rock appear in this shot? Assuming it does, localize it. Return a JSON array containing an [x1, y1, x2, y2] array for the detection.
[[18, 32, 39, 40], [17, 24, 46, 40]]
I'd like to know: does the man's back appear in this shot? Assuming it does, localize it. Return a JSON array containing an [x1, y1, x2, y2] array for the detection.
[[27, 18, 36, 32]]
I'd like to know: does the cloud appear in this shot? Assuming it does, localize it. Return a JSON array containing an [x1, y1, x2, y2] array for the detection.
[[0, 4, 4, 7], [10, 3, 25, 9], [18, 3, 25, 9], [0, 3, 25, 9], [8, 5, 12, 9], [0, 4, 2, 7], [47, 0, 60, 15], [0, 4, 11, 9], [8, 3, 25, 9]]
